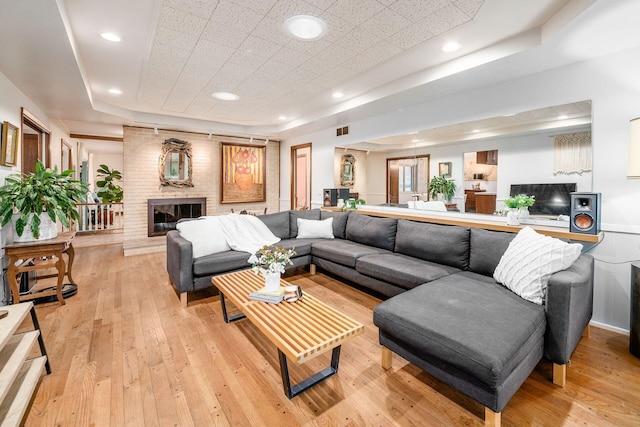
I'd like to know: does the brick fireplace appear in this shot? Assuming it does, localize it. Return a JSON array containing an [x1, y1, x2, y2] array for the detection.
[[147, 197, 206, 237]]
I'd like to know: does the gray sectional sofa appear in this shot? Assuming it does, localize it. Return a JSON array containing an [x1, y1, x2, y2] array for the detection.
[[166, 208, 593, 426]]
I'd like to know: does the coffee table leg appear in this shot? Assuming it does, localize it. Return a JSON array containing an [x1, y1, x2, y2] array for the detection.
[[278, 345, 341, 399], [30, 306, 51, 374], [219, 291, 246, 323]]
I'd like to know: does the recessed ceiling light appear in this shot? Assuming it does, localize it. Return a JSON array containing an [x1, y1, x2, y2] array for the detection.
[[212, 91, 239, 101], [100, 32, 123, 43], [284, 15, 327, 41], [278, 115, 287, 120], [411, 138, 421, 143], [472, 129, 480, 133], [332, 91, 343, 98], [108, 88, 122, 95], [558, 115, 569, 120], [442, 41, 461, 52]]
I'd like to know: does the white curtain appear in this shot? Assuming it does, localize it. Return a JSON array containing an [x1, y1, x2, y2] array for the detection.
[[553, 131, 592, 174]]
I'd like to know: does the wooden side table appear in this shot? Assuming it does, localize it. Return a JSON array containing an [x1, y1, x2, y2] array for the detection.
[[4, 231, 76, 305]]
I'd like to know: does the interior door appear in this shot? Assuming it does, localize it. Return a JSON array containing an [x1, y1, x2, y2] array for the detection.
[[22, 133, 39, 173], [290, 143, 312, 210], [21, 110, 50, 173], [388, 162, 399, 203]]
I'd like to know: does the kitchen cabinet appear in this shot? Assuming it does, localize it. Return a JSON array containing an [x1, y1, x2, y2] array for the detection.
[[476, 193, 497, 214], [464, 189, 485, 212], [476, 150, 498, 165]]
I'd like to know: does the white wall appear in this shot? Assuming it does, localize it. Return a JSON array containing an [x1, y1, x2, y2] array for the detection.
[[280, 46, 640, 332]]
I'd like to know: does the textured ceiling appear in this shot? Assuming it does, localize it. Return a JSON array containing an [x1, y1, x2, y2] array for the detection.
[[140, 0, 483, 124], [2, 0, 612, 139]]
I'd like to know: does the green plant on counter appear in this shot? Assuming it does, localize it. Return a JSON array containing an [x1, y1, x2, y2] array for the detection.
[[342, 198, 366, 211], [504, 194, 535, 209], [428, 176, 456, 202]]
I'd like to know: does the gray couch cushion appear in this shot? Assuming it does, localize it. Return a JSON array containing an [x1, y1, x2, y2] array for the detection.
[[346, 213, 398, 251], [469, 228, 515, 277], [277, 237, 322, 257], [311, 240, 390, 268], [289, 209, 321, 238], [193, 250, 251, 276], [394, 220, 470, 270], [356, 253, 461, 290], [320, 210, 350, 239], [258, 211, 290, 239], [373, 271, 546, 388]]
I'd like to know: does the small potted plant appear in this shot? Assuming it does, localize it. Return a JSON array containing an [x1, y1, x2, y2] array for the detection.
[[504, 194, 535, 225], [248, 245, 297, 292], [428, 176, 456, 202], [0, 161, 87, 241]]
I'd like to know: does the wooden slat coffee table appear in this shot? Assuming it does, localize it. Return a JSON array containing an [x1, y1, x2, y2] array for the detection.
[[211, 270, 364, 398]]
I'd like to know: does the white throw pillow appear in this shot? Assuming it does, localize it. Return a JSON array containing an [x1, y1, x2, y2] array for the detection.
[[493, 226, 582, 305], [176, 217, 231, 258], [296, 217, 334, 239]]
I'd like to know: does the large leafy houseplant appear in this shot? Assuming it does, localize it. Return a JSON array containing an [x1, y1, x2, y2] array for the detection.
[[428, 176, 456, 202], [0, 161, 87, 239], [96, 164, 123, 203]]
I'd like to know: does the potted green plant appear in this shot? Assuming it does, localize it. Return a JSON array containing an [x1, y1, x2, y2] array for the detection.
[[95, 164, 123, 203], [504, 194, 535, 209], [0, 161, 87, 241], [428, 176, 456, 202], [503, 194, 535, 225]]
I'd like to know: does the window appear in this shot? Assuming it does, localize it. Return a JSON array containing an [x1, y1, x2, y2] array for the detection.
[[399, 165, 415, 192]]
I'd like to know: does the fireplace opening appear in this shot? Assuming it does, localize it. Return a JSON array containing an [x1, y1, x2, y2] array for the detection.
[[147, 197, 206, 237]]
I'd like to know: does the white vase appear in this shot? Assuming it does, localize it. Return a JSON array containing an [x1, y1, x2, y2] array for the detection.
[[518, 207, 530, 221], [506, 208, 520, 226], [12, 212, 58, 242], [263, 271, 281, 293]]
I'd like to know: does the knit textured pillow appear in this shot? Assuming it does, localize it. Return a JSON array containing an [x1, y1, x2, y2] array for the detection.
[[493, 226, 582, 304]]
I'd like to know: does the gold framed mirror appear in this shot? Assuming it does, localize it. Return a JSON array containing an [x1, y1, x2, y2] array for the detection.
[[159, 138, 193, 187], [341, 153, 355, 186]]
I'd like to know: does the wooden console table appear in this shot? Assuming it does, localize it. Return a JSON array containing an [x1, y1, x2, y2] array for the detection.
[[4, 231, 76, 305]]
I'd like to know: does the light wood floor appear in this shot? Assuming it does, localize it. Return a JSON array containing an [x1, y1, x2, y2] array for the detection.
[[19, 239, 640, 426]]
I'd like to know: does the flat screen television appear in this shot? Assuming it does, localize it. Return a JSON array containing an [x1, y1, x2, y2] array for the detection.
[[509, 183, 577, 217]]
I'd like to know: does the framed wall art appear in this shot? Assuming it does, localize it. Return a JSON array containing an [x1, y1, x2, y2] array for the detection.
[[1, 121, 19, 167], [438, 161, 452, 178], [221, 142, 266, 203]]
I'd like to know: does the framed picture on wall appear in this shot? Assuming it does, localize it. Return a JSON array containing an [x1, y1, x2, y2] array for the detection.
[[1, 121, 19, 167], [221, 142, 266, 203], [439, 162, 452, 178]]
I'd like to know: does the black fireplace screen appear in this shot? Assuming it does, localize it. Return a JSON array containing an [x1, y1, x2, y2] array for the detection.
[[147, 198, 206, 237]]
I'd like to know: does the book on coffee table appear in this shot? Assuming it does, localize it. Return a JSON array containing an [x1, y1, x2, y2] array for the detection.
[[249, 287, 284, 304]]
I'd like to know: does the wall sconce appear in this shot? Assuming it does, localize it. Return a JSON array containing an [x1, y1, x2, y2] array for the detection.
[[629, 118, 640, 178]]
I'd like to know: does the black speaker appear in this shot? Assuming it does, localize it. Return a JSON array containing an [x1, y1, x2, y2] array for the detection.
[[570, 192, 601, 234], [323, 188, 350, 207]]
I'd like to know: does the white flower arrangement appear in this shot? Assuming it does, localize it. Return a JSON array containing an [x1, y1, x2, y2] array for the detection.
[[248, 244, 296, 276]]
